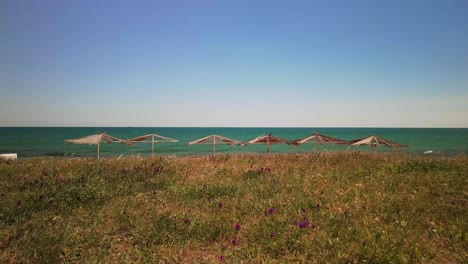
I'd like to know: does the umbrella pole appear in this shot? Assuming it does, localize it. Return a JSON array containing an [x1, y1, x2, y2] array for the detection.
[[213, 139, 216, 157], [267, 137, 270, 154], [371, 144, 375, 153], [314, 142, 318, 153], [97, 141, 100, 160], [152, 135, 155, 158]]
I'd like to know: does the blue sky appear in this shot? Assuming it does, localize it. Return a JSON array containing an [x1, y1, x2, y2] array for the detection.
[[1, 0, 467, 127]]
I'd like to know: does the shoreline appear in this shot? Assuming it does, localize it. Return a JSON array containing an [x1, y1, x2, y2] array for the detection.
[[3, 150, 467, 161], [1, 127, 467, 158]]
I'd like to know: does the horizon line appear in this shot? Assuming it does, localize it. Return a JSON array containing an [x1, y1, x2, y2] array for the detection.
[[1, 126, 467, 129]]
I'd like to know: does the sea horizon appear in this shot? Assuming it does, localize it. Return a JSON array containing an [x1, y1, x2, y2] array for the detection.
[[1, 126, 467, 128]]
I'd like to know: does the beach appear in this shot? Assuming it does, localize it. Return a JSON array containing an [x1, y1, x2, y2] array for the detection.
[[2, 0, 468, 262], [1, 127, 467, 158], [1, 153, 466, 262]]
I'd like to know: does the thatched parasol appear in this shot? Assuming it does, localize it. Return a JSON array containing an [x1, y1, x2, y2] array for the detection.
[[240, 133, 298, 153], [188, 135, 240, 157], [349, 135, 407, 153], [65, 133, 132, 160], [127, 134, 178, 157], [293, 132, 349, 152]]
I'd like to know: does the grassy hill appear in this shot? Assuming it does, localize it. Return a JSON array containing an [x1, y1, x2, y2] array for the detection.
[[1, 153, 466, 263]]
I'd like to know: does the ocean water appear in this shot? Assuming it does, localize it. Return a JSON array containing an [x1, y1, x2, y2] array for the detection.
[[0, 127, 467, 158]]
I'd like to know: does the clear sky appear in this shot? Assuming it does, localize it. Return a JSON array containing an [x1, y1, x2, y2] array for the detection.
[[1, 0, 467, 127]]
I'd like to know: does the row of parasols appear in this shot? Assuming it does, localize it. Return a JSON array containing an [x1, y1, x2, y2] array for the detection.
[[65, 132, 407, 159]]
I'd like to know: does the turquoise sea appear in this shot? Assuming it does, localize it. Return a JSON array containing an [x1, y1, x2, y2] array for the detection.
[[0, 127, 467, 158]]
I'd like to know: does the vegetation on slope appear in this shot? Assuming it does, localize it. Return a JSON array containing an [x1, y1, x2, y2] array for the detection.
[[0, 153, 467, 263]]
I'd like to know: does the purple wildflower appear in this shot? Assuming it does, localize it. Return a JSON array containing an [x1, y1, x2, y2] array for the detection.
[[235, 223, 241, 231], [183, 218, 190, 224], [219, 255, 224, 262], [231, 238, 239, 246], [154, 166, 164, 174], [267, 207, 275, 215], [218, 202, 223, 208], [298, 220, 310, 228], [270, 232, 276, 238]]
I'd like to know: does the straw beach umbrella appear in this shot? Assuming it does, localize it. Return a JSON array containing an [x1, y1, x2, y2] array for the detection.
[[188, 135, 240, 157], [240, 133, 298, 153], [127, 134, 178, 157], [349, 135, 407, 153], [293, 132, 349, 152], [65, 132, 131, 160]]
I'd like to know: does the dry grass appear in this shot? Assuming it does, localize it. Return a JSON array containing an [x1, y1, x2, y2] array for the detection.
[[0, 152, 467, 263]]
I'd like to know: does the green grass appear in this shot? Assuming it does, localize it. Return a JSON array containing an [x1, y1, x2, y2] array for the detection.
[[0, 152, 467, 263]]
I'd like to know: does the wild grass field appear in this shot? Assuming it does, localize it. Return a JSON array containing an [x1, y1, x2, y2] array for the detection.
[[0, 152, 467, 263]]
